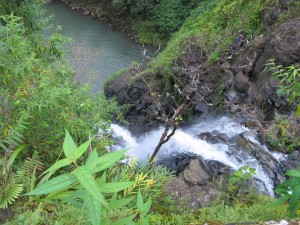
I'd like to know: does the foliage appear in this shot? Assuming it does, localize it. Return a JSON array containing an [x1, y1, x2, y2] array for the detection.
[[264, 116, 300, 153], [0, 146, 26, 209], [268, 59, 300, 116], [151, 195, 288, 224], [26, 131, 151, 225], [229, 166, 256, 185], [107, 159, 173, 201], [152, 0, 277, 71], [271, 167, 300, 218], [0, 12, 124, 164], [223, 166, 257, 206]]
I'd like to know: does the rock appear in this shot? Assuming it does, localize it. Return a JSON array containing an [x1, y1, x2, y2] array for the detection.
[[181, 158, 211, 185], [207, 160, 234, 178], [282, 150, 300, 173], [195, 102, 209, 114], [234, 72, 250, 93], [157, 153, 197, 175], [253, 35, 265, 51], [226, 88, 238, 102], [197, 132, 212, 142], [165, 178, 220, 210]]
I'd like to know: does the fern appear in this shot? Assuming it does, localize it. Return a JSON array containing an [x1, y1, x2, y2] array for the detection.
[[0, 183, 23, 209], [0, 146, 26, 209]]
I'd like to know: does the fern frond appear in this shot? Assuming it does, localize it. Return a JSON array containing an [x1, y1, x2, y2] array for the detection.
[[24, 156, 44, 175], [0, 183, 23, 209]]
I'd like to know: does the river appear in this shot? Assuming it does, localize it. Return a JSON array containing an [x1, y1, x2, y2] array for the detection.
[[45, 1, 284, 196], [45, 1, 151, 93]]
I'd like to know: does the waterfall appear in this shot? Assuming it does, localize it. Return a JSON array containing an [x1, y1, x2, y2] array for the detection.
[[110, 116, 284, 195]]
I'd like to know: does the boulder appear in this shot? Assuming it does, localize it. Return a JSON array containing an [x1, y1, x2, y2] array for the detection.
[[181, 158, 211, 185]]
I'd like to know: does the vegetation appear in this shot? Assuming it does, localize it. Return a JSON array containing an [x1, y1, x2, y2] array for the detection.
[[1, 0, 299, 224], [271, 168, 300, 218]]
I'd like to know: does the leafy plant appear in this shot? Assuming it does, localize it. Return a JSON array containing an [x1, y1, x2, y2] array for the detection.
[[229, 166, 256, 185], [0, 145, 26, 209], [267, 59, 300, 116], [271, 167, 300, 218], [26, 131, 151, 225], [225, 166, 256, 205]]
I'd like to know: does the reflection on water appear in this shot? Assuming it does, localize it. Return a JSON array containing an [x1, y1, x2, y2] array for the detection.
[[45, 1, 153, 93]]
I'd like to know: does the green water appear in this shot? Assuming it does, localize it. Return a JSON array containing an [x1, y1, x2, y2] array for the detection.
[[45, 1, 151, 93]]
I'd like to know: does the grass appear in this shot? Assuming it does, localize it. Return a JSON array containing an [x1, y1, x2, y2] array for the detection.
[[151, 0, 278, 72], [150, 195, 290, 224]]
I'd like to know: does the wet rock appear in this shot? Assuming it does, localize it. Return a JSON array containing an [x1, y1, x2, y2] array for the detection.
[[282, 150, 300, 173], [197, 132, 212, 142], [207, 160, 234, 178], [181, 158, 211, 185]]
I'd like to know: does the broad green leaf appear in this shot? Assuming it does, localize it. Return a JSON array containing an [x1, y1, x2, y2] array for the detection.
[[72, 166, 107, 207], [88, 149, 127, 173], [75, 138, 93, 160], [8, 145, 26, 165], [26, 174, 77, 195], [84, 193, 101, 225], [285, 170, 300, 178], [98, 182, 134, 193], [63, 130, 77, 160], [289, 184, 300, 217], [41, 158, 73, 176]]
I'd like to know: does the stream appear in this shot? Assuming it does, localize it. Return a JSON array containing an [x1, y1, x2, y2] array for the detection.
[[46, 1, 285, 195], [111, 115, 284, 195]]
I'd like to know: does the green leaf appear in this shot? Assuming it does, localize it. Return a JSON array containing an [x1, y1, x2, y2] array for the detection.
[[96, 172, 107, 186], [267, 195, 290, 207], [296, 105, 300, 117], [289, 184, 300, 217], [86, 151, 98, 166], [113, 215, 135, 225], [63, 130, 77, 161], [137, 191, 144, 210], [72, 166, 107, 207], [108, 194, 134, 210], [98, 181, 134, 193], [285, 170, 300, 178], [61, 189, 86, 204], [141, 199, 152, 217], [83, 192, 101, 225], [8, 145, 26, 165], [75, 138, 93, 160], [41, 158, 73, 176], [87, 149, 127, 173], [26, 174, 77, 195]]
